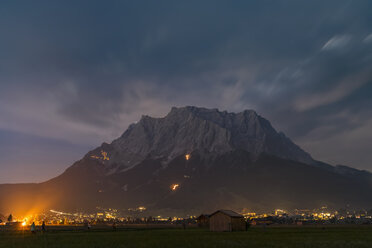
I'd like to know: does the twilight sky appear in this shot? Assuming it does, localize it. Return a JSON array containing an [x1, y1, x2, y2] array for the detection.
[[1, 0, 372, 183]]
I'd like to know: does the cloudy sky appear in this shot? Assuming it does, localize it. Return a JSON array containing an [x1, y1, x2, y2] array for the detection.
[[1, 0, 372, 183]]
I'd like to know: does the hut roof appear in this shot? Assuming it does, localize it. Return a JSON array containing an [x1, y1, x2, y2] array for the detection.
[[197, 214, 210, 218], [210, 210, 243, 218]]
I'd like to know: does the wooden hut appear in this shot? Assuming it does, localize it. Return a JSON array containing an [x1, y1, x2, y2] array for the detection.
[[209, 210, 246, 232], [196, 214, 210, 228]]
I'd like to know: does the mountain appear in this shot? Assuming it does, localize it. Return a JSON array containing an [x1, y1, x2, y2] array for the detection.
[[87, 106, 316, 174], [1, 106, 371, 216]]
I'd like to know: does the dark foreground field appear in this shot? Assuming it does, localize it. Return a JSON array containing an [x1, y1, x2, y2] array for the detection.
[[1, 226, 372, 248]]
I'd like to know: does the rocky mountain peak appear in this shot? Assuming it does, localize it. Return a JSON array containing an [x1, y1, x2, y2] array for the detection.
[[4, 106, 371, 215], [84, 106, 315, 175], [167, 106, 259, 125]]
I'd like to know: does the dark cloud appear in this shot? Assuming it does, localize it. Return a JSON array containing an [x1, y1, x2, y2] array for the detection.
[[1, 0, 372, 182]]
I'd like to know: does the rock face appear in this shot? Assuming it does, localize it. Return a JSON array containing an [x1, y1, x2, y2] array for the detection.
[[87, 106, 315, 175], [0, 106, 371, 215]]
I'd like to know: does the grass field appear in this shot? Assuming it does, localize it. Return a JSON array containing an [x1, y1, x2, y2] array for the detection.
[[1, 226, 372, 248]]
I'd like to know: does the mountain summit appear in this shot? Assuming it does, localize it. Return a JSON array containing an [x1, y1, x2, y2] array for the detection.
[[87, 106, 314, 175], [0, 106, 371, 215]]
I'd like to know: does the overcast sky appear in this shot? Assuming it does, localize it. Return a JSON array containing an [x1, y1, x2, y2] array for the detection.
[[1, 0, 372, 183]]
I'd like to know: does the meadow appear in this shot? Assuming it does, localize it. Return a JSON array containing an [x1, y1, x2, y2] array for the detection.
[[1, 225, 372, 248]]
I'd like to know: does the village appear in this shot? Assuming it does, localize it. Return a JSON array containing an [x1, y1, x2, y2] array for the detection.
[[1, 206, 371, 232]]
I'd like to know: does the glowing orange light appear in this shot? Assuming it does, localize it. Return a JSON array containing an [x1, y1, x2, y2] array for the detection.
[[185, 154, 190, 161], [101, 151, 109, 160], [90, 150, 109, 161], [170, 184, 180, 191], [22, 221, 27, 226]]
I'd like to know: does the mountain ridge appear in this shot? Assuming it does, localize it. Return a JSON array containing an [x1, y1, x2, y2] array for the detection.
[[86, 106, 316, 175], [0, 106, 371, 215]]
